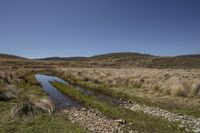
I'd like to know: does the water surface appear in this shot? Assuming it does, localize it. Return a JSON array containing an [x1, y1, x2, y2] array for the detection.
[[35, 74, 81, 109], [35, 74, 120, 110]]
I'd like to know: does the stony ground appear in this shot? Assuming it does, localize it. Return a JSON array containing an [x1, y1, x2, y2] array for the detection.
[[61, 99, 200, 133], [63, 107, 127, 133], [120, 101, 200, 133]]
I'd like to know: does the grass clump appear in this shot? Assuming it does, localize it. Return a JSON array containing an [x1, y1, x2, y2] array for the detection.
[[0, 101, 86, 133], [11, 94, 54, 117], [0, 85, 19, 101], [170, 80, 200, 97]]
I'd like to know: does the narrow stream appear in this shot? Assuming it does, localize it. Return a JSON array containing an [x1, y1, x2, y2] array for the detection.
[[35, 74, 120, 110], [35, 74, 81, 109]]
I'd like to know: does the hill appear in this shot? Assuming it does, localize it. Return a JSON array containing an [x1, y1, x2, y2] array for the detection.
[[38, 52, 200, 69], [39, 56, 87, 61], [0, 53, 28, 61], [0, 52, 200, 69]]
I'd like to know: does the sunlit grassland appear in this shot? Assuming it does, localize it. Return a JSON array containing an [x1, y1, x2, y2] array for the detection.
[[54, 68, 200, 117]]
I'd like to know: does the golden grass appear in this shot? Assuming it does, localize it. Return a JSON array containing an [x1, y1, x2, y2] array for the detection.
[[56, 68, 200, 98]]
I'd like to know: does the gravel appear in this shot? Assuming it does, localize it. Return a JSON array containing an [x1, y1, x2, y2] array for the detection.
[[63, 107, 126, 133], [121, 101, 200, 132]]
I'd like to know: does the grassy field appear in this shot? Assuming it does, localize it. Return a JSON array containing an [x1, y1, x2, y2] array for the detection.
[[54, 68, 200, 117], [0, 56, 200, 132], [0, 69, 86, 133]]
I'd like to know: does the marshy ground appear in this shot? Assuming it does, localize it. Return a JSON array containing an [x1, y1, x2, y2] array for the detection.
[[0, 67, 200, 133]]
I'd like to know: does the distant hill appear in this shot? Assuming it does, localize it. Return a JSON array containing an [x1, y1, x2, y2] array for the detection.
[[0, 52, 200, 69], [90, 52, 153, 58], [39, 52, 200, 69], [177, 54, 200, 58], [38, 56, 87, 61], [0, 53, 28, 61]]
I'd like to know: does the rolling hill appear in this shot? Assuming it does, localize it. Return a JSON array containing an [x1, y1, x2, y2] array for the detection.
[[0, 53, 28, 61], [0, 52, 200, 69]]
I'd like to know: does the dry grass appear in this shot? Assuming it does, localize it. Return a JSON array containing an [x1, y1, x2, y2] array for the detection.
[[0, 85, 19, 100], [0, 68, 29, 84], [11, 94, 54, 117], [56, 68, 200, 98]]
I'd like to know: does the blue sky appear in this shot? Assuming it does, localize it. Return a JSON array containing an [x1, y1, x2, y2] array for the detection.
[[0, 0, 200, 58]]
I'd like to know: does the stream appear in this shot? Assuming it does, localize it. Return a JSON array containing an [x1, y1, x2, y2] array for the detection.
[[35, 74, 119, 109]]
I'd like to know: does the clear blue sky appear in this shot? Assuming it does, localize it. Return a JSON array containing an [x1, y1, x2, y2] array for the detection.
[[0, 0, 200, 58]]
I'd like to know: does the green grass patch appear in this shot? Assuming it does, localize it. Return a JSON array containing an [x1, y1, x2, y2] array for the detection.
[[0, 101, 86, 133]]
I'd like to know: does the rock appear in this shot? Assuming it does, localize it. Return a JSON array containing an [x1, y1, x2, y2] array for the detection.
[[88, 127, 96, 132], [81, 107, 86, 111], [74, 113, 79, 117], [115, 119, 127, 124]]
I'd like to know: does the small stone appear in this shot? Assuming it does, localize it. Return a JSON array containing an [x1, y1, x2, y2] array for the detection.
[[88, 127, 96, 132], [81, 108, 86, 111], [115, 119, 127, 124], [74, 113, 79, 117]]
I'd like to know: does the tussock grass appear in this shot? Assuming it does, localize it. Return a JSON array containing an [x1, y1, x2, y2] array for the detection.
[[53, 68, 200, 117], [57, 68, 200, 98], [0, 85, 19, 100], [168, 80, 200, 97], [11, 94, 54, 117]]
